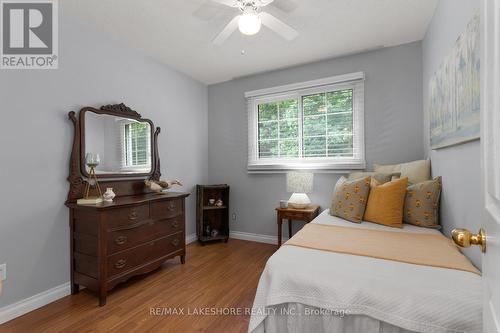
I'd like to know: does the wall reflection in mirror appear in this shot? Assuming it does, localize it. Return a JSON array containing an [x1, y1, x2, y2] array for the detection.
[[85, 112, 152, 175]]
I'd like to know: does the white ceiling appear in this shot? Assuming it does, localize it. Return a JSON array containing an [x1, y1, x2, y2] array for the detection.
[[64, 0, 438, 85]]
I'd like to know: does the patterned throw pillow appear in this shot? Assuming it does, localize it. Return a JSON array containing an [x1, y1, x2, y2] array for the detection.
[[404, 177, 442, 229], [330, 176, 371, 223]]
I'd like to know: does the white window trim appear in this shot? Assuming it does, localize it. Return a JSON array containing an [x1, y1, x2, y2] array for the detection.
[[247, 72, 365, 172]]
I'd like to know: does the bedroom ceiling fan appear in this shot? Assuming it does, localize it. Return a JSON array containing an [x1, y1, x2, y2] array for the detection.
[[196, 0, 299, 45]]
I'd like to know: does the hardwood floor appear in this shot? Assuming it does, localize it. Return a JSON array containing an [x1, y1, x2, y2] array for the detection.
[[1, 239, 276, 333]]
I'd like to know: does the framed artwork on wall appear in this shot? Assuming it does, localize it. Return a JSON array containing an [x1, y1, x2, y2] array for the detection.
[[429, 13, 480, 149]]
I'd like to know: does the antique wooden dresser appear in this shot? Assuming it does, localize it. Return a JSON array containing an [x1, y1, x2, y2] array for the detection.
[[65, 103, 189, 306]]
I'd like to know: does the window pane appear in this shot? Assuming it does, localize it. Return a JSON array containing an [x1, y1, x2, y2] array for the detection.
[[259, 121, 278, 140], [258, 103, 278, 121], [303, 115, 326, 137], [304, 136, 326, 157], [255, 87, 357, 162], [258, 99, 299, 159], [327, 113, 352, 135], [328, 135, 353, 157], [303, 93, 326, 116], [327, 89, 353, 113], [279, 100, 298, 119], [259, 140, 279, 158], [280, 139, 299, 157], [280, 120, 298, 139]]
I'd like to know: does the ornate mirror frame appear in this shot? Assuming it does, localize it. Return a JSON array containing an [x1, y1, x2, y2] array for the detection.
[[67, 103, 161, 203]]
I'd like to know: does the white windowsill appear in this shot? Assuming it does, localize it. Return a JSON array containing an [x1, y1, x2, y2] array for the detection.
[[247, 161, 366, 173]]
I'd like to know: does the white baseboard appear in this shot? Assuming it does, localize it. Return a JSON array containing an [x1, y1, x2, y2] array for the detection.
[[0, 282, 71, 325], [230, 231, 287, 245], [186, 233, 197, 244], [0, 232, 198, 324]]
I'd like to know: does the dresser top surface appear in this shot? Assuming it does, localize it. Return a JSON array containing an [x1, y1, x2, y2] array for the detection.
[[66, 192, 190, 210]]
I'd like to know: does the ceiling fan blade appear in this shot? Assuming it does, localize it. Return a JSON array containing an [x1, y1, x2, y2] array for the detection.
[[213, 16, 240, 45], [260, 12, 298, 41], [257, 0, 275, 6], [269, 0, 298, 13], [210, 0, 239, 7]]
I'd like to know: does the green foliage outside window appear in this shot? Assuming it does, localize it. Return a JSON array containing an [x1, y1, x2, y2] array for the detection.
[[125, 122, 149, 166], [258, 89, 353, 159]]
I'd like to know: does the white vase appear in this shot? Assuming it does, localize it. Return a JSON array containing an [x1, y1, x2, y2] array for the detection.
[[103, 188, 116, 202]]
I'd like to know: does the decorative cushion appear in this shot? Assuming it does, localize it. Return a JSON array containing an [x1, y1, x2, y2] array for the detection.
[[404, 177, 442, 229], [364, 178, 409, 228], [330, 176, 371, 223], [348, 172, 401, 184], [373, 160, 431, 185]]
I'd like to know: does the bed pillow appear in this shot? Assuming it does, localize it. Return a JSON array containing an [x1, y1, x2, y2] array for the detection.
[[347, 172, 401, 184], [404, 177, 442, 229], [330, 176, 371, 223], [364, 177, 409, 228], [373, 160, 431, 184]]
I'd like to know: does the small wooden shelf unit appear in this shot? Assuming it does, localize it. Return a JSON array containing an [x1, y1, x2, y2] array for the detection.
[[196, 184, 230, 245]]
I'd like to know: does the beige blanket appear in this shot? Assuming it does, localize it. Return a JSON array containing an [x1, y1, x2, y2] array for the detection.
[[285, 223, 480, 275]]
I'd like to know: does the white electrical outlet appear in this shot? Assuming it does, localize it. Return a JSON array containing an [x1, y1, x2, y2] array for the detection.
[[232, 213, 237, 221], [0, 263, 5, 281]]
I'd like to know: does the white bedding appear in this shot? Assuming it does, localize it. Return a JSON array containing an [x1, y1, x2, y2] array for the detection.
[[249, 210, 482, 333]]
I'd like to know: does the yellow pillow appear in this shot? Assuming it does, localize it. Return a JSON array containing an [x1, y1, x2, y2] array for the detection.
[[364, 177, 409, 228]]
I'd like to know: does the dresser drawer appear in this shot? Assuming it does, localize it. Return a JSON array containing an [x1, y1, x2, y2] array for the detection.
[[105, 204, 150, 229], [150, 199, 183, 219], [107, 217, 185, 254], [283, 211, 308, 220], [107, 232, 184, 277]]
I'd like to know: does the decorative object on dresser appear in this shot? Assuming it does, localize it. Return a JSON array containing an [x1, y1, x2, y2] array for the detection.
[[286, 171, 314, 208], [196, 184, 230, 245], [103, 187, 116, 202], [276, 205, 320, 247], [65, 103, 189, 306], [77, 153, 103, 205], [144, 179, 183, 193]]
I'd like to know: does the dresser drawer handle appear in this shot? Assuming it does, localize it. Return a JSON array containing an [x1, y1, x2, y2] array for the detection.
[[129, 210, 138, 220], [114, 259, 126, 269], [171, 238, 180, 247], [149, 221, 155, 226], [171, 220, 179, 228], [115, 236, 127, 245], [168, 203, 175, 211]]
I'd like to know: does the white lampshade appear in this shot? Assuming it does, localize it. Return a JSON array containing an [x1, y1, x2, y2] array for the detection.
[[287, 172, 313, 208], [238, 10, 261, 36], [286, 172, 314, 193]]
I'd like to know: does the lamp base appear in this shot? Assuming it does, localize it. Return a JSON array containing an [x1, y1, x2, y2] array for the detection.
[[288, 193, 311, 209]]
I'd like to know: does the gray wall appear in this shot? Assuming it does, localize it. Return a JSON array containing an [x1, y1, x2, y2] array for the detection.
[[0, 6, 208, 307], [422, 0, 481, 267], [208, 42, 424, 237]]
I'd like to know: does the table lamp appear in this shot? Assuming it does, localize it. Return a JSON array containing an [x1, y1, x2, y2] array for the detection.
[[77, 153, 103, 205], [286, 171, 314, 209]]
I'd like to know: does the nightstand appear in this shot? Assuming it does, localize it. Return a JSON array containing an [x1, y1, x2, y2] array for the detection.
[[276, 205, 320, 247]]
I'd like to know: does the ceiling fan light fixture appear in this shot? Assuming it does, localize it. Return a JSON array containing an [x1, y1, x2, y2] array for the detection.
[[238, 10, 261, 35]]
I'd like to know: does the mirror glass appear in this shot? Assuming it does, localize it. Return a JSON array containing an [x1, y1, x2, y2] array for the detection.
[[84, 112, 152, 175]]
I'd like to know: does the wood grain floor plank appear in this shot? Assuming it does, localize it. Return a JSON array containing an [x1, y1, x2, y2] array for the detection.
[[1, 240, 275, 333]]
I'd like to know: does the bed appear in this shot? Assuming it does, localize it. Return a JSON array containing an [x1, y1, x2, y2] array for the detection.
[[248, 210, 482, 333]]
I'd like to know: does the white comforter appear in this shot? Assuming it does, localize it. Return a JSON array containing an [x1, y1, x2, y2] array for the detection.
[[248, 210, 482, 333]]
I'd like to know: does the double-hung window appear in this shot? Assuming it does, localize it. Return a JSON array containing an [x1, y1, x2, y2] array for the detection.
[[246, 72, 365, 171], [121, 121, 151, 171]]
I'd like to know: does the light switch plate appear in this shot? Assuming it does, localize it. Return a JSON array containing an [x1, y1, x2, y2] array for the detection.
[[0, 263, 6, 281]]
